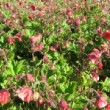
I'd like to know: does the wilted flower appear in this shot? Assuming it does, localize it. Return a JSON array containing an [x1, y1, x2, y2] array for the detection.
[[17, 86, 33, 103], [48, 90, 55, 97], [95, 95, 108, 109], [15, 74, 23, 79], [49, 63, 55, 70], [73, 4, 80, 10], [33, 92, 39, 101], [0, 89, 10, 104]]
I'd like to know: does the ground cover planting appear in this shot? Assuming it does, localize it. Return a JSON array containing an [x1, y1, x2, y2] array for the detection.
[[0, 0, 110, 110]]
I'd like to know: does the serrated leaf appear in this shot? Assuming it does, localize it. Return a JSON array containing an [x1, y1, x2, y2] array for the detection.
[[15, 60, 24, 74], [102, 78, 110, 92]]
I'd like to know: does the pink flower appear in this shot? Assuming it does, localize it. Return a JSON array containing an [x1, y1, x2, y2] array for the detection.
[[74, 18, 81, 27], [15, 33, 22, 42], [43, 55, 50, 63], [6, 2, 11, 8], [25, 73, 35, 82], [5, 2, 12, 10], [81, 16, 87, 22], [60, 100, 68, 110], [96, 26, 102, 33], [64, 41, 69, 47], [50, 46, 56, 52], [30, 5, 36, 11], [36, 33, 42, 41], [83, 107, 88, 110], [101, 18, 106, 25], [97, 90, 102, 95], [17, 86, 33, 103], [100, 44, 108, 53], [103, 30, 110, 41], [4, 18, 11, 25], [96, 26, 103, 36], [0, 89, 10, 104], [66, 8, 72, 17], [7, 37, 15, 44], [30, 36, 37, 43], [30, 33, 42, 43], [28, 15, 33, 20], [88, 52, 98, 64], [11, 13, 16, 19], [38, 99, 44, 105], [18, 0, 22, 6], [35, 42, 44, 51], [41, 75, 46, 82], [88, 49, 101, 64], [90, 74, 99, 82], [106, 104, 110, 110], [92, 48, 101, 58], [95, 95, 108, 109], [67, 19, 74, 25], [38, 11, 44, 17], [97, 63, 103, 69]]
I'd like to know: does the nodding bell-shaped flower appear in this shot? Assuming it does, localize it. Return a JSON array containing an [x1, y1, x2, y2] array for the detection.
[[95, 95, 108, 109]]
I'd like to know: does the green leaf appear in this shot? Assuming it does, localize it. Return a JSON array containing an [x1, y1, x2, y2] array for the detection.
[[101, 78, 110, 92], [58, 84, 66, 93], [15, 60, 24, 74]]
